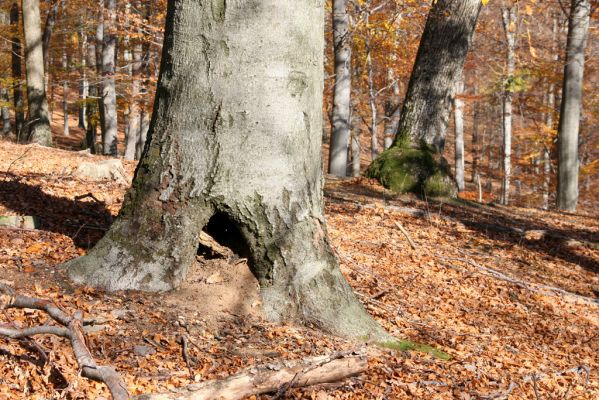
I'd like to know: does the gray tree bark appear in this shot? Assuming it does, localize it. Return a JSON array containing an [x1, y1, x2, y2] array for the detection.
[[101, 0, 118, 156], [383, 68, 400, 150], [471, 87, 480, 182], [393, 0, 481, 151], [0, 12, 10, 135], [328, 0, 352, 176], [22, 0, 52, 146], [85, 22, 99, 153], [364, 11, 378, 162], [351, 123, 361, 177], [125, 2, 143, 161], [542, 15, 559, 210], [62, 50, 69, 136], [1, 88, 10, 135], [64, 0, 386, 340], [556, 0, 590, 212], [500, 4, 517, 206], [454, 79, 465, 192], [10, 3, 25, 139], [78, 26, 88, 130]]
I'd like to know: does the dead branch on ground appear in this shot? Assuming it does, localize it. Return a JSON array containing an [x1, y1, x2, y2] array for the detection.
[[0, 284, 369, 400], [394, 220, 417, 250], [0, 283, 130, 400], [134, 351, 367, 400]]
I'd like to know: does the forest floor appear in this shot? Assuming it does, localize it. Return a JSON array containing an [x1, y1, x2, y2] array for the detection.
[[0, 140, 598, 399]]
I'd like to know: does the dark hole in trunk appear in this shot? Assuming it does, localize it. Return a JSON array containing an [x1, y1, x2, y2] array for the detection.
[[198, 212, 252, 262]]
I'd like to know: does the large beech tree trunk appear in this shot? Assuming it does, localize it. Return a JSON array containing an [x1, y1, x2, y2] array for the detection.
[[22, 0, 52, 146], [65, 0, 386, 340], [556, 0, 590, 212], [393, 0, 481, 151], [328, 0, 352, 177]]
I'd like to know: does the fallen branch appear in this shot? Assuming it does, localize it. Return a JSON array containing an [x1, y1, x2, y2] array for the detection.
[[198, 231, 234, 259], [394, 221, 417, 250], [435, 254, 599, 306], [0, 283, 130, 400], [74, 192, 104, 204], [179, 334, 194, 378], [134, 352, 368, 400], [0, 284, 368, 400]]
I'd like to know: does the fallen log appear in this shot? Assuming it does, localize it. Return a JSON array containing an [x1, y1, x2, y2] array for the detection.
[[134, 352, 367, 400]]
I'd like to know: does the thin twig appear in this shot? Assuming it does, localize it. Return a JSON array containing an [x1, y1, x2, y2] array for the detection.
[[394, 220, 417, 250]]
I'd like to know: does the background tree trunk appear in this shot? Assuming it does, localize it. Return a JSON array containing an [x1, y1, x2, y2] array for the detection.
[[328, 0, 352, 177], [393, 0, 481, 151], [22, 0, 52, 146], [556, 0, 590, 212], [454, 79, 465, 192], [500, 4, 517, 206], [542, 15, 558, 211], [10, 3, 25, 140], [78, 26, 88, 130], [471, 87, 480, 182], [65, 0, 386, 340], [383, 68, 400, 150], [101, 0, 118, 156], [1, 88, 10, 135], [125, 2, 142, 161], [0, 9, 9, 135], [62, 50, 69, 136]]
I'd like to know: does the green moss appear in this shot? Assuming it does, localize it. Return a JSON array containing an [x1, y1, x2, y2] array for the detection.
[[211, 0, 226, 22], [377, 339, 451, 360], [366, 146, 457, 198], [424, 172, 457, 198]]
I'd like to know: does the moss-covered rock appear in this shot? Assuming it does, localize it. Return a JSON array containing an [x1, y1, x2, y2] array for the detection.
[[366, 146, 457, 198]]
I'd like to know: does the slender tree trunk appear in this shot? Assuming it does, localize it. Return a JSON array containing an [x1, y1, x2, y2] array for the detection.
[[454, 79, 465, 192], [328, 0, 352, 176], [22, 0, 52, 146], [557, 0, 590, 212], [85, 25, 98, 153], [11, 3, 25, 140], [500, 4, 517, 205], [0, 12, 9, 136], [41, 0, 59, 70], [78, 26, 88, 130], [393, 0, 481, 151], [62, 50, 69, 136], [101, 0, 118, 156], [471, 88, 480, 182], [136, 14, 151, 161], [1, 88, 10, 136], [383, 67, 400, 150], [65, 0, 387, 340], [351, 124, 361, 177], [365, 12, 377, 162], [125, 38, 142, 161], [367, 50, 377, 161]]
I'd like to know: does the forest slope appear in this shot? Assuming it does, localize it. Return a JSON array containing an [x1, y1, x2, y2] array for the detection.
[[0, 141, 597, 399]]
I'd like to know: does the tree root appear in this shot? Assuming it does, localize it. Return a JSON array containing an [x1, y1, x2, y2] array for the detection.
[[0, 284, 369, 400], [0, 283, 130, 400]]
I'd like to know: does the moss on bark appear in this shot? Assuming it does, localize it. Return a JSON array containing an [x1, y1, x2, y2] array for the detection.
[[366, 145, 457, 198]]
